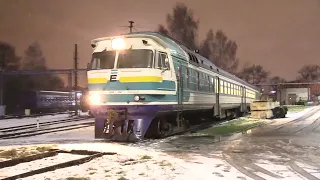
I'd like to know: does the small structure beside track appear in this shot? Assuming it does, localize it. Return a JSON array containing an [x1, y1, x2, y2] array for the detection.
[[250, 94, 288, 119]]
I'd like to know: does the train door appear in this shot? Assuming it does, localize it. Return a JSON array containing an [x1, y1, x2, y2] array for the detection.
[[177, 65, 183, 109], [158, 51, 173, 81], [242, 86, 247, 112], [175, 65, 185, 128], [214, 76, 220, 117]]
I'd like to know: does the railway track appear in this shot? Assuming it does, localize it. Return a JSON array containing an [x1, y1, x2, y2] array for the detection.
[[119, 116, 239, 143], [273, 106, 320, 132], [0, 116, 94, 139], [0, 111, 72, 120], [0, 149, 116, 180]]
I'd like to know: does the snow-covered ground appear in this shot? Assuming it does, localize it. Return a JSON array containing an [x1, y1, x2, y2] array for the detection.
[[0, 142, 316, 180], [0, 112, 89, 129], [0, 153, 86, 179], [0, 107, 319, 180], [8, 143, 255, 180]]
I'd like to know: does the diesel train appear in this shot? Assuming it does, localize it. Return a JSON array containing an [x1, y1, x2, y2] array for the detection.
[[86, 32, 261, 141]]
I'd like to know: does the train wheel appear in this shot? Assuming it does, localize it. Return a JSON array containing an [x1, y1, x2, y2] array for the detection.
[[155, 117, 172, 138]]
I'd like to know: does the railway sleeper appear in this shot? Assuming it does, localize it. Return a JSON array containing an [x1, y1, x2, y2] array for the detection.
[[0, 150, 116, 180]]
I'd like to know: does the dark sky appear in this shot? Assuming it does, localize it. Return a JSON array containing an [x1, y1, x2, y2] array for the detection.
[[1, 0, 320, 81]]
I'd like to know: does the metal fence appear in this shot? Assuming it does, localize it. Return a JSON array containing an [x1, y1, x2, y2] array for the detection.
[[0, 69, 87, 116]]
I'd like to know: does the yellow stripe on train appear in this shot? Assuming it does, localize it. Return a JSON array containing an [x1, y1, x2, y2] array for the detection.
[[119, 76, 163, 82], [88, 78, 108, 84]]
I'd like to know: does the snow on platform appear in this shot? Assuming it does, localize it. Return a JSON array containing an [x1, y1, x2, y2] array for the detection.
[[0, 126, 95, 147], [0, 114, 70, 129], [0, 112, 90, 129]]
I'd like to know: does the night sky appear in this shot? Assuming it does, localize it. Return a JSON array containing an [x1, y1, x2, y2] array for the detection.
[[1, 0, 320, 81]]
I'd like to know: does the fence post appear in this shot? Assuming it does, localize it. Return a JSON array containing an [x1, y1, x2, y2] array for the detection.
[[68, 71, 73, 115], [74, 44, 78, 116]]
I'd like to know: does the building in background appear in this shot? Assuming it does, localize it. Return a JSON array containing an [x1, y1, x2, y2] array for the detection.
[[257, 82, 320, 105], [275, 82, 320, 105]]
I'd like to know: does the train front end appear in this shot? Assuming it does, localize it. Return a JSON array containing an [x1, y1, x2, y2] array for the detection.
[[87, 34, 176, 141]]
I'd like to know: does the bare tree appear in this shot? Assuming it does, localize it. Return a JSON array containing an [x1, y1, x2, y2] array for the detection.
[[23, 42, 46, 70], [157, 24, 169, 36], [297, 65, 320, 82], [269, 76, 287, 90], [158, 3, 239, 74], [199, 29, 214, 59], [0, 42, 20, 70], [22, 42, 64, 90], [238, 64, 269, 85], [200, 29, 239, 74], [157, 2, 199, 50]]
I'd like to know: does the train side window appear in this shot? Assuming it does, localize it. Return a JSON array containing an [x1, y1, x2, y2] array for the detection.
[[208, 75, 211, 92], [230, 84, 233, 95], [197, 72, 200, 90], [220, 80, 223, 94], [231, 84, 233, 95], [236, 85, 238, 95], [215, 79, 218, 93], [211, 77, 214, 93], [226, 82, 229, 94], [186, 68, 189, 88], [226, 83, 229, 94], [157, 52, 170, 70]]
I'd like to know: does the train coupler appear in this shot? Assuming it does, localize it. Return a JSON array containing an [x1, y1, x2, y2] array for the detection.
[[103, 109, 136, 142]]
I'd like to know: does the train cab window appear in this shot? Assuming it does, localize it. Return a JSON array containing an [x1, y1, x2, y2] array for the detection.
[[156, 52, 170, 70], [91, 51, 116, 69], [117, 49, 154, 69]]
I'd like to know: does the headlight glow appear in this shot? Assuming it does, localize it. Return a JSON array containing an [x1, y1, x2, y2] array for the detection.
[[111, 38, 125, 50], [134, 95, 140, 101], [89, 93, 101, 105]]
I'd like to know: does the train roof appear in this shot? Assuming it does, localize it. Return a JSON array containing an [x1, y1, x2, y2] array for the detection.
[[92, 31, 260, 91]]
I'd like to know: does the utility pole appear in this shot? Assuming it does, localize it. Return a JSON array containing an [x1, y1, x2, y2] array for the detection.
[[74, 44, 78, 116], [0, 70, 3, 105], [128, 21, 134, 33]]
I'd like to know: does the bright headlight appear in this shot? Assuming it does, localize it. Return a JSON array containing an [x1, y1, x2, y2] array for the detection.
[[89, 94, 101, 105], [111, 38, 125, 50]]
